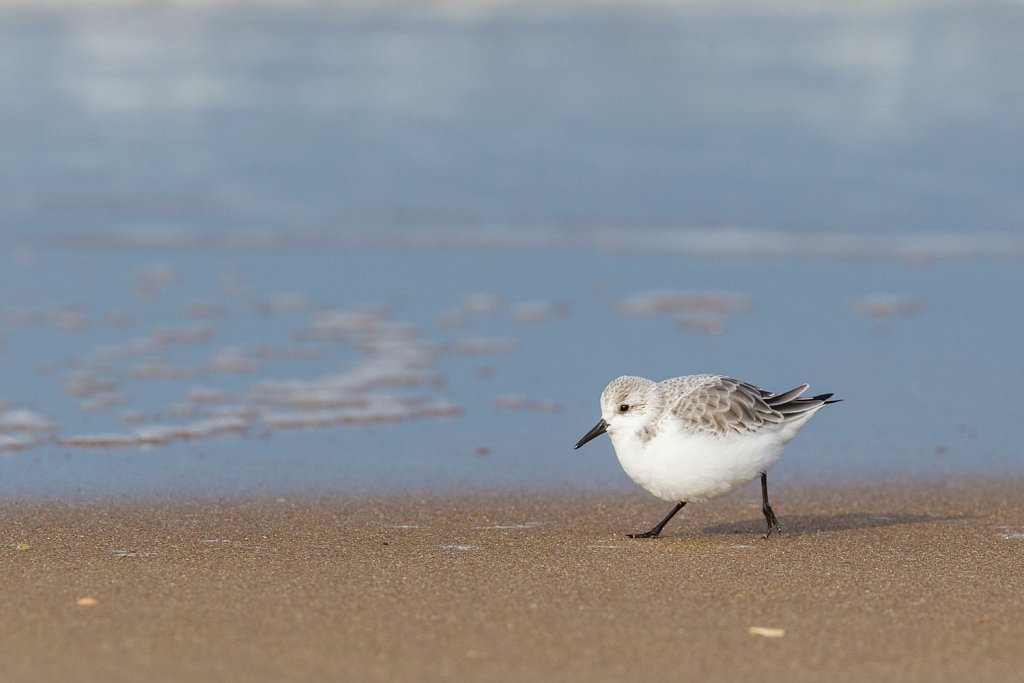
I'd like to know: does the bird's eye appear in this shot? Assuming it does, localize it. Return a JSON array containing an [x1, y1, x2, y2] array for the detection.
[[618, 404, 630, 413]]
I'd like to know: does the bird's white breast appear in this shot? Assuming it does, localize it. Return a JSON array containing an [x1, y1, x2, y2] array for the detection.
[[608, 424, 786, 503]]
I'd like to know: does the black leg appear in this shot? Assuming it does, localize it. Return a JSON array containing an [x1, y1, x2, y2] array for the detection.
[[761, 472, 782, 539], [628, 501, 686, 539]]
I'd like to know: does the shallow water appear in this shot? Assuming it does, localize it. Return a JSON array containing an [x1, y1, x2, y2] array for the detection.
[[1, 247, 1021, 496], [1, 1, 1022, 496]]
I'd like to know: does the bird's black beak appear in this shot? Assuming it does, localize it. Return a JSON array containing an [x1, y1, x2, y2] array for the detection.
[[574, 419, 608, 449]]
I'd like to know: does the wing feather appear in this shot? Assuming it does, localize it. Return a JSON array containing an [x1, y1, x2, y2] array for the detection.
[[664, 376, 835, 437], [763, 384, 809, 406], [668, 377, 781, 436]]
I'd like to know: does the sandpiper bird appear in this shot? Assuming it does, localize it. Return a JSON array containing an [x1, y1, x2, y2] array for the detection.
[[574, 374, 838, 539]]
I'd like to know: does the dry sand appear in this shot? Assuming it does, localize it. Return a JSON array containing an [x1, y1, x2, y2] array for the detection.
[[2, 479, 1023, 682]]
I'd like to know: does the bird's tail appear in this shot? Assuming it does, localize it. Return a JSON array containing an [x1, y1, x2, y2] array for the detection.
[[762, 385, 840, 420]]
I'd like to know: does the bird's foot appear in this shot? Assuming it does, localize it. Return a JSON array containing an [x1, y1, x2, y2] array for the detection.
[[762, 517, 783, 539], [627, 529, 661, 539]]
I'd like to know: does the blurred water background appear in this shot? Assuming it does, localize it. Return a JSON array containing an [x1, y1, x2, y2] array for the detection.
[[1, 0, 1022, 498]]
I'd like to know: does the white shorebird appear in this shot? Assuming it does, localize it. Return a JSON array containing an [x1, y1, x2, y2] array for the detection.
[[574, 374, 838, 539]]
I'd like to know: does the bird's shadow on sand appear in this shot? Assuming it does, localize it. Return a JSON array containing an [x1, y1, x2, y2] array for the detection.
[[700, 512, 967, 536]]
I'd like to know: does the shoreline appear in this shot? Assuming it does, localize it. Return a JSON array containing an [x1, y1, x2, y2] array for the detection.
[[3, 468, 1018, 503], [3, 477, 1023, 682]]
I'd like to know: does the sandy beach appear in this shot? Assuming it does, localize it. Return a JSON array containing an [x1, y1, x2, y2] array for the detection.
[[5, 4, 1024, 682], [2, 478, 1023, 683]]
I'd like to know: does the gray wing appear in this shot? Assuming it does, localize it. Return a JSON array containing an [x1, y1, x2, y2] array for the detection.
[[668, 377, 786, 436], [669, 377, 834, 436]]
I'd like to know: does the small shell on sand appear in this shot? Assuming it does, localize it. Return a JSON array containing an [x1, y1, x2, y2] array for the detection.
[[748, 626, 786, 638]]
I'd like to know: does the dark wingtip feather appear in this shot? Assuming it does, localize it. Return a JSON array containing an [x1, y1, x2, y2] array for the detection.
[[762, 384, 809, 406], [768, 389, 840, 422]]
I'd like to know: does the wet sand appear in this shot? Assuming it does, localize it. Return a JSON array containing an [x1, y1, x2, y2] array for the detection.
[[3, 479, 1023, 682]]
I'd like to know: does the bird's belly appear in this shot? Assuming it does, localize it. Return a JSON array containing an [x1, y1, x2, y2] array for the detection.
[[612, 431, 784, 503]]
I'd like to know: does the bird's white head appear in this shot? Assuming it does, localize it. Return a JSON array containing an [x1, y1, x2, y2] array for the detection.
[[574, 375, 658, 449]]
